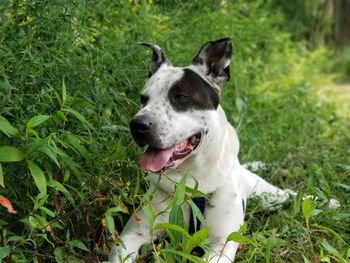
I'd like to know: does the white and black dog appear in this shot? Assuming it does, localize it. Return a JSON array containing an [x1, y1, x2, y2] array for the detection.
[[109, 38, 337, 263]]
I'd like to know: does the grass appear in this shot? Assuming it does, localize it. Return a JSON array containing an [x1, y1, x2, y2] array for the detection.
[[0, 0, 349, 262]]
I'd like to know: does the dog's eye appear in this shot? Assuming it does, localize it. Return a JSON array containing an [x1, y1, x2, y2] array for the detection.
[[174, 93, 189, 102], [140, 95, 149, 106]]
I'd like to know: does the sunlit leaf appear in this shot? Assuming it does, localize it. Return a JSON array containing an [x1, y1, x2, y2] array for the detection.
[[154, 223, 191, 238], [320, 239, 340, 257], [28, 161, 47, 196], [27, 115, 51, 128], [302, 197, 315, 222], [226, 223, 249, 243], [184, 228, 208, 253], [0, 146, 24, 162], [104, 212, 115, 234], [0, 115, 19, 137]]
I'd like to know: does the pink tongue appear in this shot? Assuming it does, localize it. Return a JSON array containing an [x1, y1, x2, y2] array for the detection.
[[139, 147, 173, 172]]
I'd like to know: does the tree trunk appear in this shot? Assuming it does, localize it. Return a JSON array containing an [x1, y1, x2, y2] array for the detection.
[[334, 0, 350, 47]]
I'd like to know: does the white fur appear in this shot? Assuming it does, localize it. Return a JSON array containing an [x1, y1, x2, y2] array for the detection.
[[109, 68, 293, 262]]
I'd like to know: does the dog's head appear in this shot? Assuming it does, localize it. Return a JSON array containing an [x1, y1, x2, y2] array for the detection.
[[130, 38, 233, 172]]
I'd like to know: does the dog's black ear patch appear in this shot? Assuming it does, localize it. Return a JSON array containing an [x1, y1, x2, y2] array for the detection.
[[168, 69, 219, 111], [192, 37, 232, 85], [140, 42, 171, 76]]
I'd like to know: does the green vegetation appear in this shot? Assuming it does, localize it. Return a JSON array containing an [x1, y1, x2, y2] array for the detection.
[[0, 0, 349, 262]]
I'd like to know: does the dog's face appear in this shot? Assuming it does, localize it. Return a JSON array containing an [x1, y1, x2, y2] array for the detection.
[[130, 38, 233, 172]]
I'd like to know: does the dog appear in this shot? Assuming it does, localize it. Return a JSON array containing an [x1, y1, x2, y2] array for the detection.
[[109, 38, 335, 263]]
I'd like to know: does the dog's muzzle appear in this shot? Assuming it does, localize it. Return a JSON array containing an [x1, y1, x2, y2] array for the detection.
[[130, 115, 202, 173]]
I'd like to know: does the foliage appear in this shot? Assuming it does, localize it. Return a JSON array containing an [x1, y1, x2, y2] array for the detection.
[[0, 0, 349, 262]]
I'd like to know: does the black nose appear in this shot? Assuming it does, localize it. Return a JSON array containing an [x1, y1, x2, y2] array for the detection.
[[130, 116, 153, 134], [130, 115, 153, 145]]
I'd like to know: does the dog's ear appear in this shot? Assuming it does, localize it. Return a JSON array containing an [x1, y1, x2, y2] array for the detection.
[[191, 37, 232, 86], [140, 42, 171, 77]]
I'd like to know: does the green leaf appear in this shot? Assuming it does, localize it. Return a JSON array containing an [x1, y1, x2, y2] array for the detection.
[[39, 206, 56, 218], [64, 132, 89, 159], [7, 236, 24, 242], [320, 239, 340, 256], [226, 223, 249, 243], [302, 197, 315, 222], [226, 231, 250, 243], [154, 223, 191, 238], [41, 145, 60, 168], [312, 224, 345, 244], [0, 146, 25, 162], [334, 183, 350, 191], [67, 240, 89, 252], [143, 197, 155, 234], [161, 248, 204, 263], [302, 255, 311, 263], [235, 97, 245, 113], [48, 180, 75, 205], [104, 212, 115, 234], [106, 207, 123, 214], [28, 161, 47, 196], [27, 115, 51, 129], [188, 199, 206, 233], [54, 246, 66, 263], [0, 164, 4, 188], [184, 228, 208, 253], [62, 107, 90, 126], [168, 174, 187, 245], [0, 246, 10, 262], [0, 115, 19, 137]]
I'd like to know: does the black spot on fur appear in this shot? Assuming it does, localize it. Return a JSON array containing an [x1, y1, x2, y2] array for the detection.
[[168, 69, 219, 111], [242, 199, 246, 215]]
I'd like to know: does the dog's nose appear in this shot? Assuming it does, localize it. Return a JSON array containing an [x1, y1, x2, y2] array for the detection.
[[130, 116, 154, 146], [130, 115, 153, 136]]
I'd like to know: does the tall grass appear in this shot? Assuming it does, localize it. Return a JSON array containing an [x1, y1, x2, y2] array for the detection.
[[0, 0, 349, 262]]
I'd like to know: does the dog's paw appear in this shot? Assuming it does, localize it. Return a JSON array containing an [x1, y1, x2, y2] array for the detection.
[[259, 189, 293, 211], [109, 246, 135, 263], [328, 198, 340, 209], [208, 253, 234, 263], [242, 161, 267, 172]]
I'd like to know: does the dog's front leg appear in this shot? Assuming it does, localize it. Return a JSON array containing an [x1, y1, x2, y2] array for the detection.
[[109, 190, 170, 263], [205, 191, 245, 263], [109, 208, 153, 263]]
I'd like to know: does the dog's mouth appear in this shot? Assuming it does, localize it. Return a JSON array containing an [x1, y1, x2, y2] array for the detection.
[[139, 133, 202, 172]]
